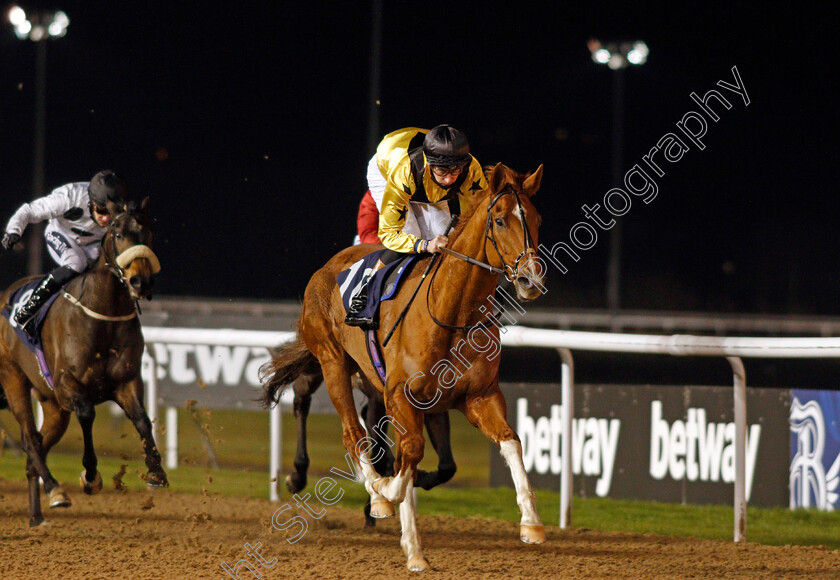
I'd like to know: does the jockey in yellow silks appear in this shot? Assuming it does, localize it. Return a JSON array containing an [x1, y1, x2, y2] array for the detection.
[[345, 125, 490, 327]]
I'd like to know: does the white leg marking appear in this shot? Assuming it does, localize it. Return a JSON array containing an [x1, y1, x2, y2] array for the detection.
[[374, 468, 413, 504], [500, 440, 542, 527], [356, 449, 390, 508], [400, 487, 429, 572]]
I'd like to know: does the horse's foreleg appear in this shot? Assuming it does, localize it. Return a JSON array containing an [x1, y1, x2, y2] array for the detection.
[[373, 387, 428, 572], [416, 412, 456, 490], [113, 378, 168, 487], [370, 384, 424, 503], [285, 371, 320, 494], [74, 400, 103, 495], [38, 397, 73, 502], [400, 487, 429, 572], [462, 384, 545, 544]]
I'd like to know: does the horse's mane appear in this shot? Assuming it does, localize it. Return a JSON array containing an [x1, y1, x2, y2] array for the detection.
[[448, 163, 529, 243]]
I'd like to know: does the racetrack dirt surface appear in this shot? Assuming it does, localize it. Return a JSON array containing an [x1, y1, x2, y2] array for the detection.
[[1, 479, 839, 579]]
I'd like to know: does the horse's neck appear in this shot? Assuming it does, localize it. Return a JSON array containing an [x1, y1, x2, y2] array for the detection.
[[68, 259, 132, 313], [430, 211, 498, 327]]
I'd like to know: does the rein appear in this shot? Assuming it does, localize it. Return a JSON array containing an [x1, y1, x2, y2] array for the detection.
[[426, 187, 536, 332]]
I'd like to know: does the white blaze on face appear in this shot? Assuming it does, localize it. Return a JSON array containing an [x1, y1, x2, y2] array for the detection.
[[514, 205, 526, 227]]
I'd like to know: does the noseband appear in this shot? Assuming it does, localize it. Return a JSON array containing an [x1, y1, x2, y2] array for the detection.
[[483, 187, 537, 284], [103, 214, 161, 289], [427, 186, 537, 331]]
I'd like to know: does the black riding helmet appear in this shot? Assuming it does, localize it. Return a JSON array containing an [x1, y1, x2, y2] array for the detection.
[[88, 170, 127, 209], [423, 125, 471, 167]]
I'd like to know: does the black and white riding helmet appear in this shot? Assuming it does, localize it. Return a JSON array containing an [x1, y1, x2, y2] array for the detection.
[[88, 170, 127, 208], [423, 125, 471, 167]]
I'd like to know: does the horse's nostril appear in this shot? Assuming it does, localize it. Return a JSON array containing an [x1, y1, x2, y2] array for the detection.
[[516, 276, 533, 288], [130, 276, 143, 290]]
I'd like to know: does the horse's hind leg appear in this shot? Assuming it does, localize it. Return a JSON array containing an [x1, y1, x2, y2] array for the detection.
[[415, 412, 456, 490], [0, 361, 65, 525], [361, 390, 396, 526], [461, 382, 545, 544], [320, 360, 393, 518], [285, 370, 321, 494], [113, 377, 168, 487]]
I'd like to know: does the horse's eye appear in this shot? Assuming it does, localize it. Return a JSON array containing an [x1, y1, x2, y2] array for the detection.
[[115, 233, 123, 240], [494, 217, 505, 228]]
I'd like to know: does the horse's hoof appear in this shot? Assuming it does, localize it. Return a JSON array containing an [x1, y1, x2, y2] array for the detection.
[[407, 557, 430, 573], [48, 487, 71, 508], [520, 523, 546, 544], [29, 516, 45, 527], [285, 473, 305, 494], [80, 470, 103, 495], [369, 500, 395, 519], [145, 472, 169, 488]]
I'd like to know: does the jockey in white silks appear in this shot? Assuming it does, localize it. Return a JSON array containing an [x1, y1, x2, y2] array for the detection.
[[2, 170, 128, 335]]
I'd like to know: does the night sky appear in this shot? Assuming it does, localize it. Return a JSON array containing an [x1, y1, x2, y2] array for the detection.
[[0, 3, 837, 315]]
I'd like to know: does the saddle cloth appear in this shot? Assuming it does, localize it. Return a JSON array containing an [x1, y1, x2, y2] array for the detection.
[[336, 249, 416, 323], [1, 278, 64, 388]]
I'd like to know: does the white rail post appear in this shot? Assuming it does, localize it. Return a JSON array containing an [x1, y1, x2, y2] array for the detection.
[[558, 348, 574, 529], [166, 406, 178, 469], [727, 356, 747, 542], [270, 402, 282, 501]]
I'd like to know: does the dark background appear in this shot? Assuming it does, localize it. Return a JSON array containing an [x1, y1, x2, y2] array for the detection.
[[1, 2, 836, 314]]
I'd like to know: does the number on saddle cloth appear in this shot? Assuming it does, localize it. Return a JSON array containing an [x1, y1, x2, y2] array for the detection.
[[336, 249, 417, 322], [1, 277, 67, 388]]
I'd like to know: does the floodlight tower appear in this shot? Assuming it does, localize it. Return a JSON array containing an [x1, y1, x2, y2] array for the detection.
[[8, 6, 70, 276], [588, 39, 648, 312]]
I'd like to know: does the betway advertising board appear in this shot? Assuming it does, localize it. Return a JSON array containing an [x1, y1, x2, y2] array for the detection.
[[491, 383, 791, 507]]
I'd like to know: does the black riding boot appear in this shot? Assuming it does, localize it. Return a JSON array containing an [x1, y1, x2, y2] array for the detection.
[[344, 274, 376, 328], [14, 272, 63, 337]]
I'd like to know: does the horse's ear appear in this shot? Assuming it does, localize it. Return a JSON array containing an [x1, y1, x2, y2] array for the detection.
[[140, 196, 150, 214], [486, 162, 507, 193], [522, 164, 544, 197]]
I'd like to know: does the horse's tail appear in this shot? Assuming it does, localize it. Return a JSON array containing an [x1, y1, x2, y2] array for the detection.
[[259, 335, 320, 408]]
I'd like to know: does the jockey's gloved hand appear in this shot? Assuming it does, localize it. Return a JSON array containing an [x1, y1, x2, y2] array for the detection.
[[1, 232, 20, 250]]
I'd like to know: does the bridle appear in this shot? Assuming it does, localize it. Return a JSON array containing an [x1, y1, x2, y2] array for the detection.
[[101, 212, 161, 290], [427, 187, 537, 331], [60, 211, 160, 321], [482, 187, 537, 284]]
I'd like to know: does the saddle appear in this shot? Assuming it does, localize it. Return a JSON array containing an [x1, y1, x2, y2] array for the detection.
[[337, 250, 418, 385], [337, 249, 417, 325], [1, 277, 65, 388]]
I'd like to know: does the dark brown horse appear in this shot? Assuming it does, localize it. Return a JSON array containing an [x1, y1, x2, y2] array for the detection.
[[0, 199, 167, 527], [263, 163, 546, 572], [284, 370, 456, 527]]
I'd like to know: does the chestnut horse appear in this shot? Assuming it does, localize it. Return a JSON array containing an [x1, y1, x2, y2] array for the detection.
[[284, 370, 456, 527], [0, 199, 167, 527], [263, 163, 546, 572]]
